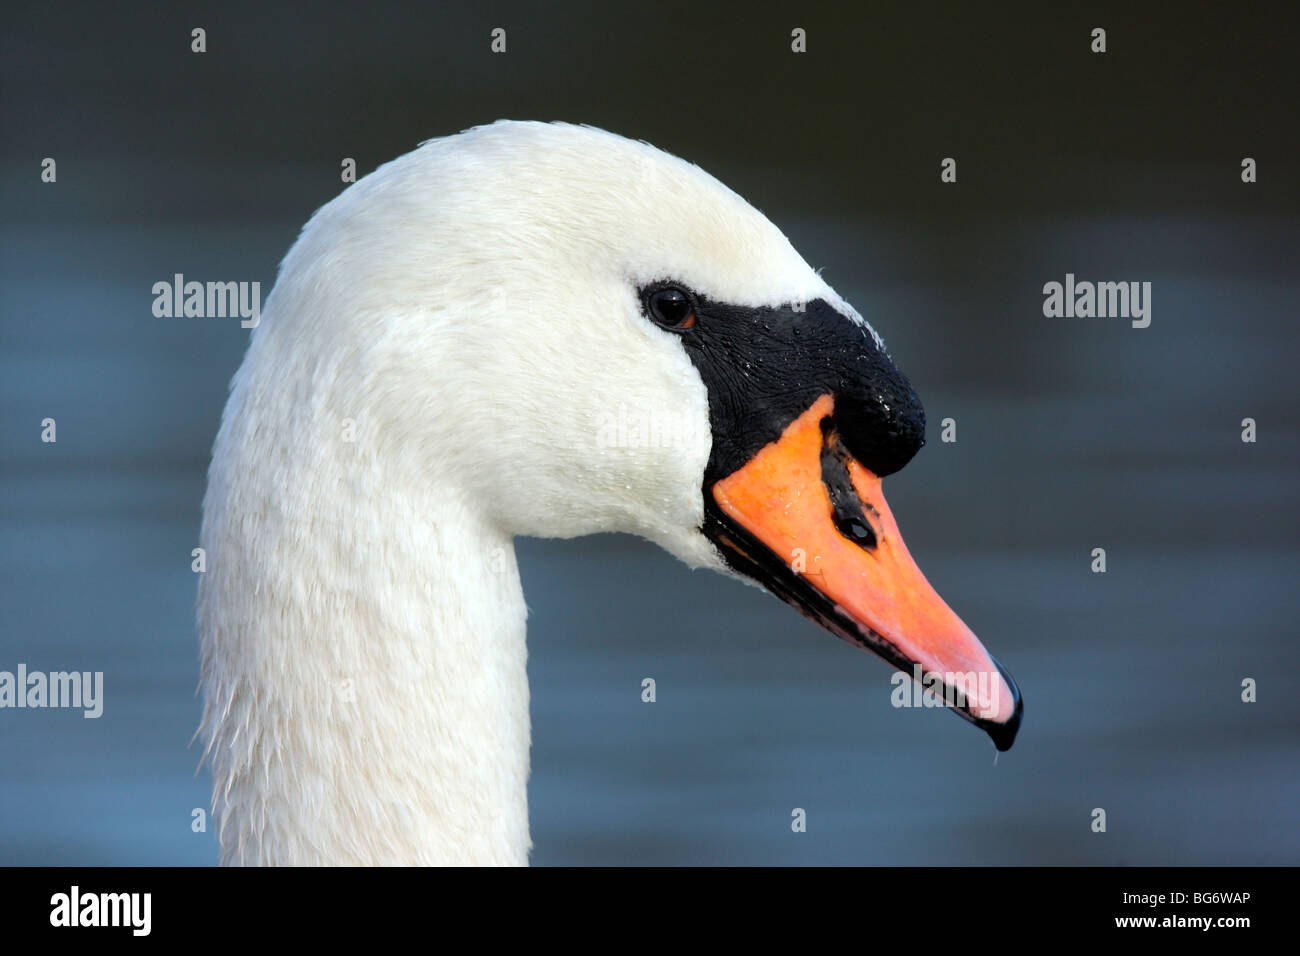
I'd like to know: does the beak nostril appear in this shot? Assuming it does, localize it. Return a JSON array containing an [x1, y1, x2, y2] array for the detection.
[[842, 518, 874, 544], [819, 420, 880, 551]]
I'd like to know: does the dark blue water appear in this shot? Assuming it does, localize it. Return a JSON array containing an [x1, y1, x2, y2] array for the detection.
[[2, 213, 1297, 864]]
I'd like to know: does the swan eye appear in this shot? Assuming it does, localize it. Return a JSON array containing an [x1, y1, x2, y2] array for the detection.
[[646, 287, 696, 329]]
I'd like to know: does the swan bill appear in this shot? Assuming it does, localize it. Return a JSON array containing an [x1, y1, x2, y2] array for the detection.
[[703, 394, 1023, 751]]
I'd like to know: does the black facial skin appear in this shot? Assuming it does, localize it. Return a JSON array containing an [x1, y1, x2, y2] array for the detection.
[[639, 282, 926, 487], [639, 281, 1023, 751]]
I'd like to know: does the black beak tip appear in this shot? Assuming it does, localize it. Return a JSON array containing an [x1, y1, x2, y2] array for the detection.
[[984, 658, 1023, 752]]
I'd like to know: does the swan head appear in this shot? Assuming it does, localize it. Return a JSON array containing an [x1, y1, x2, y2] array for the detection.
[[267, 120, 1021, 749]]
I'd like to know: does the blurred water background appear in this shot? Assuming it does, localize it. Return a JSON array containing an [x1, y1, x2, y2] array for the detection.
[[1, 2, 1297, 864]]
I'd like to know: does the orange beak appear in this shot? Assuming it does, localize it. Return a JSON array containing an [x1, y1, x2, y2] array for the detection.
[[705, 394, 1022, 749]]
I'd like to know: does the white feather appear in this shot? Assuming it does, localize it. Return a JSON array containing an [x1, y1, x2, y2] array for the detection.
[[198, 120, 879, 865]]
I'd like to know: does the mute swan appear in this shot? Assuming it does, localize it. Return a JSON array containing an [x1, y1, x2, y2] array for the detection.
[[198, 120, 1021, 866]]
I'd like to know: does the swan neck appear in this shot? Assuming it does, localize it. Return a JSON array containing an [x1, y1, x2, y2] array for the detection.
[[199, 400, 532, 865]]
